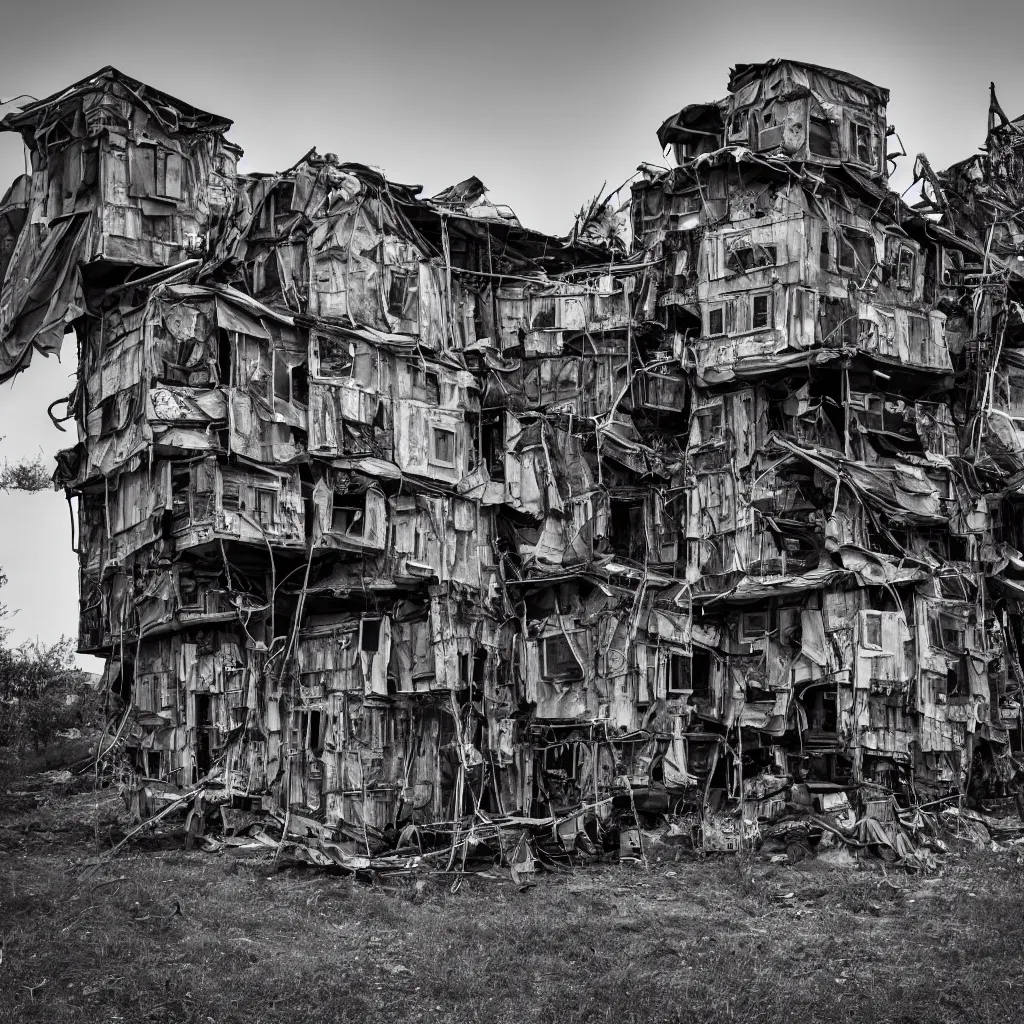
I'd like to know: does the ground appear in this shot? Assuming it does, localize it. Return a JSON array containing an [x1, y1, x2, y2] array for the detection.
[[1, 781, 1023, 1024]]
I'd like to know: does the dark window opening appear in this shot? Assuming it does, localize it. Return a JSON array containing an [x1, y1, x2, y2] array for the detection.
[[609, 497, 645, 560], [273, 356, 290, 401], [146, 751, 160, 777], [728, 245, 776, 273], [482, 417, 506, 481], [424, 371, 441, 406], [752, 293, 770, 329], [690, 648, 712, 702], [809, 117, 834, 158], [839, 230, 875, 276], [217, 328, 232, 386], [819, 229, 832, 270], [331, 492, 365, 536], [542, 634, 584, 682], [708, 306, 724, 336], [291, 363, 309, 405], [319, 337, 354, 378], [668, 652, 690, 693], [360, 617, 382, 652], [897, 246, 915, 290], [171, 467, 190, 524], [387, 270, 418, 319], [306, 709, 323, 752]]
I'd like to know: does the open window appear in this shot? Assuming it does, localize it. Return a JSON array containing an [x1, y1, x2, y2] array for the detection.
[[429, 425, 457, 468], [387, 268, 419, 320], [274, 355, 309, 405], [360, 617, 382, 653], [694, 403, 724, 444], [667, 651, 691, 695], [809, 117, 835, 158], [609, 496, 646, 561], [819, 228, 832, 271], [541, 633, 584, 682], [727, 243, 776, 275], [331, 491, 365, 537], [838, 228, 875, 277]]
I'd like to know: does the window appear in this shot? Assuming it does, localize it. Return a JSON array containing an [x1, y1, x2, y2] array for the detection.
[[667, 652, 691, 694], [740, 611, 770, 642], [696, 404, 724, 442], [542, 634, 584, 682], [752, 293, 770, 330], [221, 481, 241, 511], [839, 229, 875, 276], [707, 305, 725, 336], [430, 426, 456, 467], [897, 246, 915, 290], [809, 117, 834, 158], [254, 488, 276, 527], [360, 617, 382, 652], [819, 229, 832, 271], [274, 356, 291, 401], [862, 611, 882, 651], [850, 122, 872, 165], [317, 333, 355, 378], [424, 371, 441, 406], [387, 270, 418, 319], [727, 243, 776, 275], [729, 110, 748, 140], [331, 492, 364, 536]]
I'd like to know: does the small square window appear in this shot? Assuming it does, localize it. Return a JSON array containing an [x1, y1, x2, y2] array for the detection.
[[431, 427, 456, 467], [740, 611, 770, 642], [708, 306, 725, 336], [254, 488, 277, 527], [752, 293, 770, 329]]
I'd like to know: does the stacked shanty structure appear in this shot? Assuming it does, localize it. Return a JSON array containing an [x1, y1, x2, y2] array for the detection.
[[2, 60, 1023, 864]]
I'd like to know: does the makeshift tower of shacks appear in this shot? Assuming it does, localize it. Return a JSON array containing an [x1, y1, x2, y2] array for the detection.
[[4, 59, 1024, 867]]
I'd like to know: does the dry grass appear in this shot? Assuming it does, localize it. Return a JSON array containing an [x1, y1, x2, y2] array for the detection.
[[2, 787, 1024, 1023]]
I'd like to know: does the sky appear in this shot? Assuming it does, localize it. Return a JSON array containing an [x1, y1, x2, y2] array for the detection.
[[1, 0, 1024, 667]]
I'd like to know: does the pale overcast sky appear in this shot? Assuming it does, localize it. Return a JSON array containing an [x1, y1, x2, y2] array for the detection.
[[1, 0, 1024, 667]]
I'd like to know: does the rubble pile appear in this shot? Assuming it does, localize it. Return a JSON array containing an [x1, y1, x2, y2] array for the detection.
[[5, 60, 1024, 873]]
